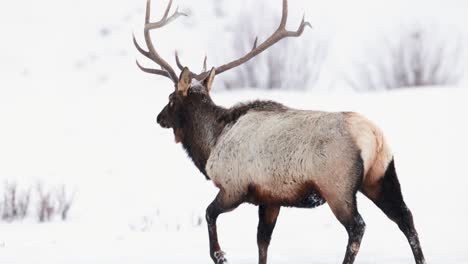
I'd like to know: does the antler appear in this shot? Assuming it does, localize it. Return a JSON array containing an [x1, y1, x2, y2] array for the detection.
[[133, 0, 187, 84], [188, 0, 312, 80], [175, 51, 207, 73], [134, 0, 311, 86]]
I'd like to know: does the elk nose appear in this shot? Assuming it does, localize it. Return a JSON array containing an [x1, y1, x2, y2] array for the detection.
[[156, 114, 162, 125]]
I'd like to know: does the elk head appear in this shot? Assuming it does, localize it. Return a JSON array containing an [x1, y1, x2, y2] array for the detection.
[[134, 0, 311, 143], [155, 66, 216, 143]]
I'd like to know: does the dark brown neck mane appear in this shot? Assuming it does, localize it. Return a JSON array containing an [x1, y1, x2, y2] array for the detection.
[[180, 93, 226, 178]]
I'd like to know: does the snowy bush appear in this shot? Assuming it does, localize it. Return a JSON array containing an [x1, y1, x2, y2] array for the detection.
[[0, 181, 74, 222], [216, 2, 328, 90], [36, 183, 56, 222], [344, 22, 464, 91], [56, 185, 74, 221], [36, 183, 75, 222], [1, 182, 30, 221]]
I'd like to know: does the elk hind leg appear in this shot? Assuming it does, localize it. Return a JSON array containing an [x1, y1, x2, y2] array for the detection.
[[324, 157, 366, 264], [361, 159, 426, 264], [327, 195, 366, 264]]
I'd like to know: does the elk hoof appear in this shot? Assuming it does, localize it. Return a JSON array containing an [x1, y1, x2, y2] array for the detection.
[[214, 250, 227, 264]]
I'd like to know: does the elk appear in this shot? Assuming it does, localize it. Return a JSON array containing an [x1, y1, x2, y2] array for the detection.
[[133, 1, 426, 263]]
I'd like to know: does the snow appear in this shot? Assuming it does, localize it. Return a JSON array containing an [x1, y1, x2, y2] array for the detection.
[[1, 87, 467, 263], [1, 0, 468, 263]]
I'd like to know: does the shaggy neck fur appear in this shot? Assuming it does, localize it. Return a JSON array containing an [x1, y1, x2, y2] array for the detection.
[[180, 93, 226, 178]]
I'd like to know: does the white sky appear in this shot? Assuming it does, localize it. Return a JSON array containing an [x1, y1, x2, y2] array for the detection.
[[1, 0, 467, 91]]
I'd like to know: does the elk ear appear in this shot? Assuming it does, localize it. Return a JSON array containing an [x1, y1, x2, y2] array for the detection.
[[202, 67, 216, 93], [177, 67, 192, 96]]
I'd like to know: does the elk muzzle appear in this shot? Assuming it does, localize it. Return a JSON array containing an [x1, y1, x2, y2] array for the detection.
[[156, 106, 171, 128]]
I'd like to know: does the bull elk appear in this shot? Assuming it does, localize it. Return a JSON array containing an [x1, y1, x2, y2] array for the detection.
[[133, 0, 426, 263]]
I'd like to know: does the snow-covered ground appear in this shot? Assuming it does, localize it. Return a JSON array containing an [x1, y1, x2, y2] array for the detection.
[[1, 0, 468, 263], [0, 87, 467, 263]]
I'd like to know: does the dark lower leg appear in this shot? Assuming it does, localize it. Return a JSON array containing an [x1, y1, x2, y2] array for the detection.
[[328, 195, 366, 264], [342, 212, 366, 264], [373, 160, 425, 264], [396, 205, 425, 264], [378, 198, 425, 263], [257, 205, 280, 264], [206, 193, 239, 264]]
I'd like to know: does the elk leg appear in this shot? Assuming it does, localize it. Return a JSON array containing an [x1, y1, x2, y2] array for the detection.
[[206, 192, 240, 264], [327, 194, 366, 264], [257, 205, 280, 264], [342, 211, 366, 264], [361, 160, 426, 264]]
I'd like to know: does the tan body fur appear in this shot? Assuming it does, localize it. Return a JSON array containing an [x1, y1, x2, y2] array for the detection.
[[207, 110, 393, 208]]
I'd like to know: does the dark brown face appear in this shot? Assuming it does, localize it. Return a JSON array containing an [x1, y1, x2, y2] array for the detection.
[[156, 67, 216, 143], [156, 92, 185, 129], [157, 91, 190, 144]]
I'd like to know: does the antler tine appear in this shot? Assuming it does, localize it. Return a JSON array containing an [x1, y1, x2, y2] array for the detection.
[[175, 51, 183, 71], [136, 60, 171, 77], [146, 1, 187, 30], [144, 0, 151, 24], [279, 0, 288, 30], [161, 0, 173, 21], [134, 0, 187, 84], [134, 34, 172, 79], [252, 37, 259, 50], [202, 55, 207, 72], [133, 33, 151, 60], [285, 14, 312, 37], [175, 51, 184, 71], [191, 0, 311, 80]]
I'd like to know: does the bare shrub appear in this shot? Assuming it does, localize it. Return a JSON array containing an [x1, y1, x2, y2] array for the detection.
[[36, 183, 75, 222], [344, 22, 464, 91], [219, 2, 328, 90], [56, 185, 75, 221], [1, 182, 30, 221], [36, 183, 56, 222], [16, 188, 30, 219], [0, 181, 75, 223]]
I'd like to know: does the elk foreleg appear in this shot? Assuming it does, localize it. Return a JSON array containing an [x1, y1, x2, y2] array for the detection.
[[257, 205, 280, 264], [206, 192, 240, 264]]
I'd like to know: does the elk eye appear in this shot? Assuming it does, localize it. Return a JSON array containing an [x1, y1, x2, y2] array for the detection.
[[169, 101, 174, 107]]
